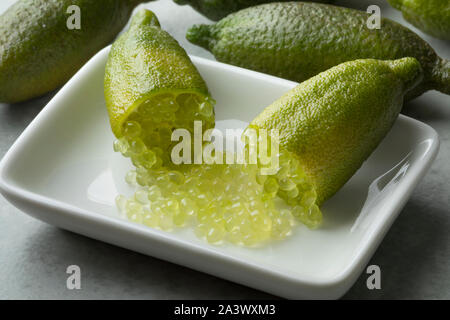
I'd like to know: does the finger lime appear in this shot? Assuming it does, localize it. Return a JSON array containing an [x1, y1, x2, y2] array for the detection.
[[0, 0, 147, 103], [104, 9, 215, 166], [249, 58, 423, 207], [389, 0, 450, 41], [173, 0, 332, 21], [187, 2, 448, 100]]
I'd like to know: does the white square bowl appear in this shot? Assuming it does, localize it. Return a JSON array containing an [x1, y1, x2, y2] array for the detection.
[[0, 47, 439, 299]]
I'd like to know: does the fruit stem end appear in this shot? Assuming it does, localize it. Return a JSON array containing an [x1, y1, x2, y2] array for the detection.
[[389, 57, 424, 94], [186, 24, 212, 50], [433, 59, 450, 96], [130, 9, 161, 29]]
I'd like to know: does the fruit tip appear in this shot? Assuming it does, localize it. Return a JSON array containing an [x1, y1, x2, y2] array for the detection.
[[389, 57, 424, 94], [432, 58, 450, 96], [130, 9, 161, 29], [186, 24, 212, 50]]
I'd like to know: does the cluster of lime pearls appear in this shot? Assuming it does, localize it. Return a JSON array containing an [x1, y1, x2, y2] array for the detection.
[[113, 92, 321, 246], [113, 92, 215, 168], [243, 127, 322, 229], [116, 162, 297, 246]]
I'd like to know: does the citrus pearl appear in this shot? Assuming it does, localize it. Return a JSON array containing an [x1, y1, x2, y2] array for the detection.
[[143, 208, 159, 227], [115, 195, 127, 213], [129, 138, 146, 155], [135, 189, 149, 204], [264, 177, 279, 193], [123, 121, 142, 138], [113, 138, 129, 154], [125, 170, 137, 186], [126, 200, 143, 223]]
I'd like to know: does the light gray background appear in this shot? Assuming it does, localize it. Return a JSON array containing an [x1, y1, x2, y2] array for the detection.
[[0, 0, 449, 299]]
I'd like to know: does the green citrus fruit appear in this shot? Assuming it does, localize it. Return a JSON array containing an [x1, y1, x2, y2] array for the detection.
[[105, 9, 215, 165], [187, 2, 448, 100], [249, 57, 423, 208]]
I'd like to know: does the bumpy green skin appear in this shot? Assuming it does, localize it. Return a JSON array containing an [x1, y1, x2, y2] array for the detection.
[[389, 0, 450, 41], [104, 10, 212, 138], [173, 0, 332, 21], [251, 58, 423, 205], [187, 2, 449, 100], [0, 0, 147, 104]]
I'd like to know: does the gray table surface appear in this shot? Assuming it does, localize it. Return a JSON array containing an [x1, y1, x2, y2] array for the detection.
[[1, 0, 449, 300]]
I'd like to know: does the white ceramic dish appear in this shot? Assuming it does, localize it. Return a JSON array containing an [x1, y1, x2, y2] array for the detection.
[[0, 47, 439, 299]]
